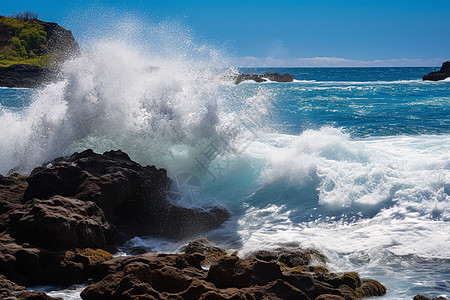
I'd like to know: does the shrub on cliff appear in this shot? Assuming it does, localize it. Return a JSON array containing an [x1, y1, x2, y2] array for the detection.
[[0, 14, 76, 68]]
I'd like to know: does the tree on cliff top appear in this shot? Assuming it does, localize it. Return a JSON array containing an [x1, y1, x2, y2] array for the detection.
[[9, 11, 39, 21]]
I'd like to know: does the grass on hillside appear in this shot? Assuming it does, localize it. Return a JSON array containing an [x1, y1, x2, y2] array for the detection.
[[0, 15, 52, 68]]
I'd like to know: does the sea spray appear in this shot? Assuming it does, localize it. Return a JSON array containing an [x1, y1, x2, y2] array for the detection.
[[0, 19, 270, 175]]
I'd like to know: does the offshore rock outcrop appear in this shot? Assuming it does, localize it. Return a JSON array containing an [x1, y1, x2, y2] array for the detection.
[[423, 61, 450, 81], [235, 72, 294, 84]]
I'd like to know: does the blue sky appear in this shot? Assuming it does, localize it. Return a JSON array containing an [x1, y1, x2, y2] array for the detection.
[[2, 0, 449, 66]]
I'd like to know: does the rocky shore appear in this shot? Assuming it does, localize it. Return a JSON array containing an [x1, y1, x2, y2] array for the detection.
[[0, 149, 441, 299]]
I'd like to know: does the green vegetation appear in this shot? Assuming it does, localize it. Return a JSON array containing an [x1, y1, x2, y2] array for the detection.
[[0, 15, 52, 68]]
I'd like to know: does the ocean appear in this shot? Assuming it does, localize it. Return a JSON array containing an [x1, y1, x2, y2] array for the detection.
[[0, 44, 449, 299]]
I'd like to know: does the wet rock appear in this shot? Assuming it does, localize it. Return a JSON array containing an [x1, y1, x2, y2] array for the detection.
[[180, 238, 230, 265], [0, 64, 53, 88], [206, 256, 254, 288], [79, 245, 387, 300], [249, 247, 327, 267], [0, 274, 62, 300], [23, 149, 230, 241], [315, 295, 345, 300], [355, 279, 387, 298], [423, 61, 450, 81], [414, 295, 448, 300], [10, 196, 114, 250], [234, 72, 294, 84], [314, 271, 386, 300], [264, 72, 295, 82]]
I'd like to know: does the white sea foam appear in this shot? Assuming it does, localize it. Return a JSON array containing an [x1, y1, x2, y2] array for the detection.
[[229, 129, 450, 259]]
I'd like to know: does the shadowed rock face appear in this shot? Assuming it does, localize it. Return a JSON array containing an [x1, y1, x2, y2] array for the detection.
[[0, 64, 52, 88], [423, 61, 450, 81], [42, 21, 79, 58], [23, 149, 230, 241]]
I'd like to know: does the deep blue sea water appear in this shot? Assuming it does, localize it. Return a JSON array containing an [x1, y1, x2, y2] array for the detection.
[[1, 65, 449, 299]]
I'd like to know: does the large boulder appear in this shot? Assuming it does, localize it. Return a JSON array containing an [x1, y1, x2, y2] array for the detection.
[[23, 149, 230, 241], [248, 247, 327, 268], [9, 196, 114, 250], [423, 61, 450, 81]]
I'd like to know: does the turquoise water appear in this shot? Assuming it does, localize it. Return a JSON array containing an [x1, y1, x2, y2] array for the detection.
[[239, 67, 449, 137], [1, 65, 449, 299]]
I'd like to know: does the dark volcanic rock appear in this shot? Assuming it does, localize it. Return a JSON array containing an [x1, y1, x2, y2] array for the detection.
[[0, 274, 61, 300], [80, 252, 348, 300], [423, 61, 450, 81], [235, 72, 294, 84], [0, 231, 113, 286], [235, 73, 266, 84], [0, 173, 28, 231], [23, 149, 230, 241], [264, 72, 294, 82], [249, 247, 327, 267], [414, 295, 448, 300], [9, 196, 114, 250], [0, 64, 53, 88], [42, 22, 79, 58]]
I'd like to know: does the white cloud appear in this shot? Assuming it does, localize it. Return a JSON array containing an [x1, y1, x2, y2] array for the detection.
[[232, 56, 446, 67]]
